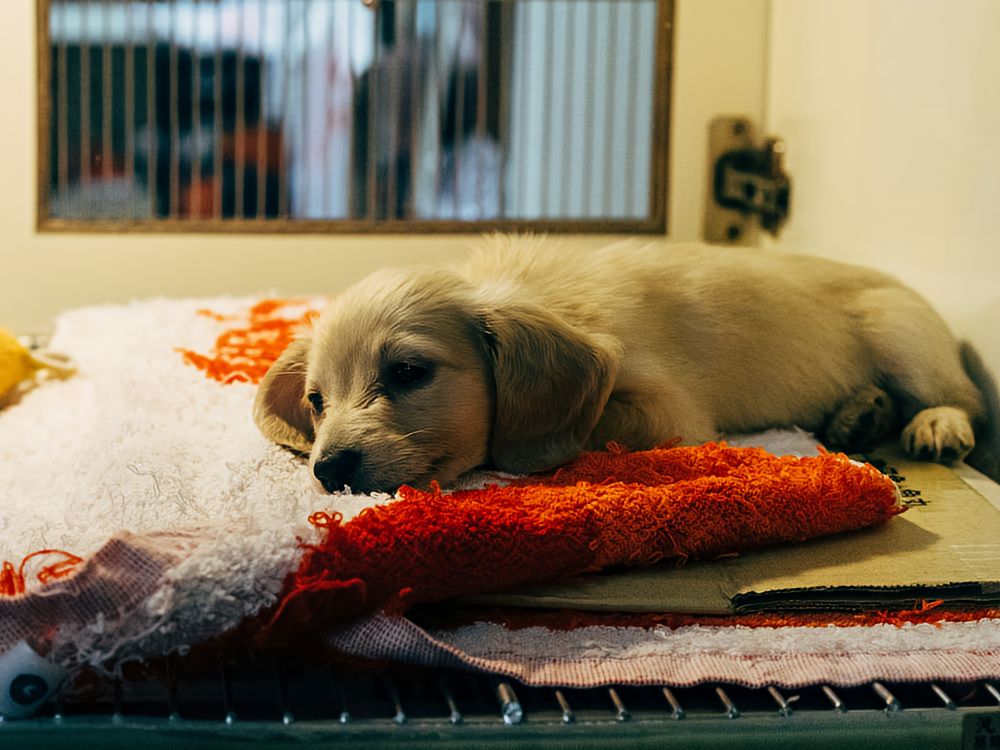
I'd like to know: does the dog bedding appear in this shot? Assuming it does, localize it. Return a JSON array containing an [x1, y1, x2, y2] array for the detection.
[[1, 297, 998, 717]]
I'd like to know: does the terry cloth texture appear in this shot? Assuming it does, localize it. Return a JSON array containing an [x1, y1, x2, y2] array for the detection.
[[0, 297, 996, 692], [274, 444, 901, 633]]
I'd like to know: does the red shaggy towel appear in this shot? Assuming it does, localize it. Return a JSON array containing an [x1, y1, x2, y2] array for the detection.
[[274, 443, 902, 632]]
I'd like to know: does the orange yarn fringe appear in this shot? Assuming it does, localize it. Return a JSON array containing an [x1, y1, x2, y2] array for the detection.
[[178, 299, 320, 385], [0, 550, 84, 597]]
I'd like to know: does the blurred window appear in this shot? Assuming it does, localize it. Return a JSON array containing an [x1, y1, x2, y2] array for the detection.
[[38, 0, 671, 232]]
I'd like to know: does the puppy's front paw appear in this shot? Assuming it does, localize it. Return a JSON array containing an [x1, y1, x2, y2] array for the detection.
[[901, 406, 975, 463]]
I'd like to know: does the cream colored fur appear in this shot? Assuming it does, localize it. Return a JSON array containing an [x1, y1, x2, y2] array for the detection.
[[255, 235, 989, 493]]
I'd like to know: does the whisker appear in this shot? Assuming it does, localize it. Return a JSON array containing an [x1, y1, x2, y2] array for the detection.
[[384, 446, 424, 462], [397, 428, 434, 441]]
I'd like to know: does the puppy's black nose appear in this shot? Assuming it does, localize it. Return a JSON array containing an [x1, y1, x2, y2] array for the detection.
[[313, 449, 362, 493]]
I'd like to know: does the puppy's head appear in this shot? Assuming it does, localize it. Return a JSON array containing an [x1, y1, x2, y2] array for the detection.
[[254, 269, 620, 493]]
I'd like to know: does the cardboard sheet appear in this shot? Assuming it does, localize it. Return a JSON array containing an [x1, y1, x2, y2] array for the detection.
[[467, 447, 1000, 614]]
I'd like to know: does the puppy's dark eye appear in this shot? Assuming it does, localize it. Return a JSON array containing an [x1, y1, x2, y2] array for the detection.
[[307, 391, 324, 415], [387, 361, 433, 389]]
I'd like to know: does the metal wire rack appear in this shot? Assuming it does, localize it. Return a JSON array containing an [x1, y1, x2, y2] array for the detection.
[[6, 661, 1000, 749]]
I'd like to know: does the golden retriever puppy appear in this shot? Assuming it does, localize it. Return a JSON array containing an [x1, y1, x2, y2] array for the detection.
[[254, 235, 995, 493]]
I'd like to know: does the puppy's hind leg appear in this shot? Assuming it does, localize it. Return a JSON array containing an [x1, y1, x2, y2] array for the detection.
[[823, 384, 898, 452], [857, 287, 984, 464]]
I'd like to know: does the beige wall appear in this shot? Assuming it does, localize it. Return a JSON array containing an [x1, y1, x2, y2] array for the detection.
[[765, 0, 1000, 374], [0, 0, 768, 334], [6, 1, 995, 373]]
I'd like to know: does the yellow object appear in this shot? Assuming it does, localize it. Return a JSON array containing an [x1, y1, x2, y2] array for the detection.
[[0, 327, 75, 404]]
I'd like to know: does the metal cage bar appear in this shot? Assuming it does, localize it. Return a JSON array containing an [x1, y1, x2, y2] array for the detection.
[[213, 0, 224, 218], [234, 0, 248, 218], [256, 0, 269, 220]]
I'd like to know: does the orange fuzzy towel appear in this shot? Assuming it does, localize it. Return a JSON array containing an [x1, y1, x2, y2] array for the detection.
[[178, 299, 318, 385], [273, 443, 902, 632]]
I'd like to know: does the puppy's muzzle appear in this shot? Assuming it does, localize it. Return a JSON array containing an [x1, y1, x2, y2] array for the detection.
[[313, 449, 363, 493]]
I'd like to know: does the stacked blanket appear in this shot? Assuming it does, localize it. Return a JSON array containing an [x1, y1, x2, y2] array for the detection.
[[1, 297, 996, 718]]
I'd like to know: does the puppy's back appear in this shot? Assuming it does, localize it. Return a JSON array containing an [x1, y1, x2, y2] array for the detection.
[[458, 236, 913, 436]]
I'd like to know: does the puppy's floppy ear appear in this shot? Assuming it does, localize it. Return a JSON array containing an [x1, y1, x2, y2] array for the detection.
[[479, 302, 621, 474], [253, 335, 314, 453]]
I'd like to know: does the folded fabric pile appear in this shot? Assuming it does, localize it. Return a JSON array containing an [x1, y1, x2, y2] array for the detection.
[[2, 296, 994, 718]]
